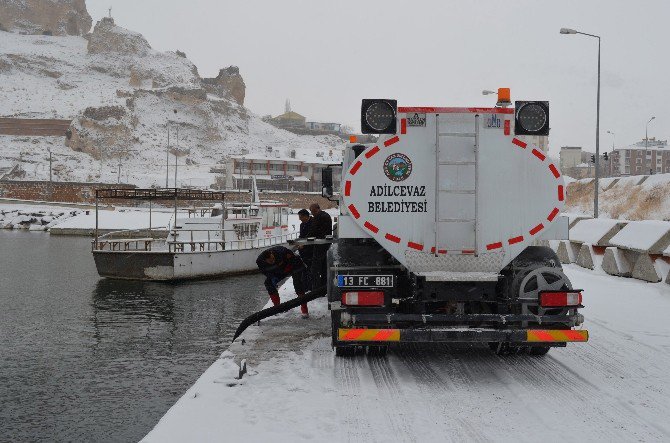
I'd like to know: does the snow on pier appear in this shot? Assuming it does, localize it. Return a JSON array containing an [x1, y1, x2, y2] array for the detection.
[[145, 267, 670, 442]]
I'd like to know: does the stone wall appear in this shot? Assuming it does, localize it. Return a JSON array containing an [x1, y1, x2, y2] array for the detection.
[[0, 0, 92, 36], [0, 181, 337, 209], [0, 180, 135, 203], [225, 191, 337, 210]]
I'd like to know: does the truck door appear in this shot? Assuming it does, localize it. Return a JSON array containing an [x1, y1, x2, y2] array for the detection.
[[435, 113, 479, 254]]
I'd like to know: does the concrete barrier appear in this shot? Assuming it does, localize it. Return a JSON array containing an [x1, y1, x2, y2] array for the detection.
[[556, 240, 578, 264], [575, 244, 606, 270], [631, 254, 661, 283], [601, 247, 633, 277], [570, 218, 627, 247], [609, 221, 670, 254]]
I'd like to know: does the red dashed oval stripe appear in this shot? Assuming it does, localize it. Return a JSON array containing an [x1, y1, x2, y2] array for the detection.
[[508, 235, 524, 245], [407, 241, 424, 251], [385, 233, 401, 243], [532, 149, 546, 161], [487, 242, 503, 251], [348, 204, 360, 219], [364, 146, 380, 159], [512, 138, 527, 149], [547, 207, 559, 222], [529, 223, 544, 235], [400, 118, 407, 134], [549, 164, 560, 178], [350, 160, 362, 175], [384, 136, 400, 147], [364, 221, 379, 233], [344, 180, 351, 197], [558, 185, 564, 201]]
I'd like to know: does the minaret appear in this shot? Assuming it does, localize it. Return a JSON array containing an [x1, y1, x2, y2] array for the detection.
[[285, 99, 291, 114]]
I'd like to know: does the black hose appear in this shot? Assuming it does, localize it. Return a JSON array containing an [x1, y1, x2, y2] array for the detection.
[[231, 286, 327, 342]]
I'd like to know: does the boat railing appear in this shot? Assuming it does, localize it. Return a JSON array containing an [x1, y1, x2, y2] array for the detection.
[[166, 231, 298, 253], [92, 229, 298, 253], [92, 227, 168, 251]]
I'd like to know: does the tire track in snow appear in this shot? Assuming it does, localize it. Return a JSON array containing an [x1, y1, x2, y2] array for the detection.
[[450, 346, 556, 432], [394, 344, 490, 443], [497, 350, 669, 440], [333, 356, 373, 442], [366, 354, 416, 442]]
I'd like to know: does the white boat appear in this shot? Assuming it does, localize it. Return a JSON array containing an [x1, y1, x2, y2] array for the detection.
[[91, 185, 295, 281]]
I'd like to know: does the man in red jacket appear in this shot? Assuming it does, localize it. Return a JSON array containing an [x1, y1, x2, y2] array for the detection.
[[256, 245, 309, 318]]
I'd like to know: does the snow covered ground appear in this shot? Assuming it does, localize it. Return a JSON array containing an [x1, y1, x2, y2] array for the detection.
[[145, 266, 670, 442]]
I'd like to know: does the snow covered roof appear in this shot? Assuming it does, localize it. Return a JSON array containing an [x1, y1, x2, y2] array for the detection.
[[230, 151, 343, 164], [570, 218, 626, 245], [232, 174, 310, 182], [609, 220, 670, 253]]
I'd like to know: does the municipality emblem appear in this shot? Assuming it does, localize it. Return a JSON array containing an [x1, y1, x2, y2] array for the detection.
[[383, 153, 412, 182]]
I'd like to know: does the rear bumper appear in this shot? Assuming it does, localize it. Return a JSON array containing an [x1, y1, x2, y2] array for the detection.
[[337, 328, 589, 344]]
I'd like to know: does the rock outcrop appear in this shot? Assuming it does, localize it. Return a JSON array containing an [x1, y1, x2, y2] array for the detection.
[[0, 0, 92, 36], [203, 66, 246, 105], [87, 17, 151, 56]]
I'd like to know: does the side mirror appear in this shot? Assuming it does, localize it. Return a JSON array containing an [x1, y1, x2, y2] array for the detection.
[[321, 167, 333, 198]]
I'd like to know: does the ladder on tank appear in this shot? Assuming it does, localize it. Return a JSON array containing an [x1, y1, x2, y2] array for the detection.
[[435, 114, 479, 255]]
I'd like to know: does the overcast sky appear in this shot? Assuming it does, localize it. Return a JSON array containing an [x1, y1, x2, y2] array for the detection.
[[87, 0, 668, 156]]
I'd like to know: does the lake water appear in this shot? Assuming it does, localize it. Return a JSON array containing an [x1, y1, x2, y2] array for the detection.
[[0, 230, 267, 441]]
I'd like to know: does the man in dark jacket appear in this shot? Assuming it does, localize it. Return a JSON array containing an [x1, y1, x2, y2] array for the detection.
[[256, 245, 309, 318], [307, 203, 332, 287], [297, 209, 313, 290]]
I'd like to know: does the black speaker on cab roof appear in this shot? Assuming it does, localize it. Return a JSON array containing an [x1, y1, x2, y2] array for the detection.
[[361, 99, 397, 134]]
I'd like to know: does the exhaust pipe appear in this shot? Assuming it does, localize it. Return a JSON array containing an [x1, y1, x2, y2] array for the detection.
[[232, 286, 327, 342]]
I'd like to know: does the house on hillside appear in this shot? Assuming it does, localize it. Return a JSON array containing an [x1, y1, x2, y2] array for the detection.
[[271, 111, 306, 129]]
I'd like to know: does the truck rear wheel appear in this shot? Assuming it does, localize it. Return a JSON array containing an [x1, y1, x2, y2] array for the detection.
[[366, 345, 388, 357], [488, 342, 519, 355], [335, 345, 356, 357], [529, 346, 551, 356]]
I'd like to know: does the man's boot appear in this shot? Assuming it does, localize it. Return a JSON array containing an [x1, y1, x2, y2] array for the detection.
[[296, 293, 309, 319]]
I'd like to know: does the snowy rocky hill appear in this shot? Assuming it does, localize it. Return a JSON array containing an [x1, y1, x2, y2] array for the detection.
[[0, 9, 343, 187]]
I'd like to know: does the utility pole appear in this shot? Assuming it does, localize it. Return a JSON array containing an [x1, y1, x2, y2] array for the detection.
[[117, 151, 122, 184], [174, 124, 179, 188], [166, 124, 170, 188], [645, 116, 656, 175], [48, 148, 52, 183], [173, 109, 178, 188]]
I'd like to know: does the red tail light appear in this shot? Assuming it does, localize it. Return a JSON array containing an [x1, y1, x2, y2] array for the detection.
[[540, 291, 582, 307], [342, 291, 385, 306]]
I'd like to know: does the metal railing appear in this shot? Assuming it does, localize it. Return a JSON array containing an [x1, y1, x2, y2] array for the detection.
[[167, 231, 298, 253], [93, 228, 297, 253]]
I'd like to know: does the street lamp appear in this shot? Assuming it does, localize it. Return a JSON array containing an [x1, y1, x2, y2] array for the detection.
[[646, 116, 655, 175], [560, 27, 601, 218]]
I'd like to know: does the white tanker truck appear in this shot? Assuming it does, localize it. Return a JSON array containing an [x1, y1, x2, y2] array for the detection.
[[234, 91, 588, 357], [321, 93, 588, 356]]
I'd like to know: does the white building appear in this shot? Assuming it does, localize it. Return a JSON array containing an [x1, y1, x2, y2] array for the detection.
[[223, 148, 343, 192], [610, 138, 669, 176]]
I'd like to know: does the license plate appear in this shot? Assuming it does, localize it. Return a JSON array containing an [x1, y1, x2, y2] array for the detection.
[[337, 275, 394, 288]]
